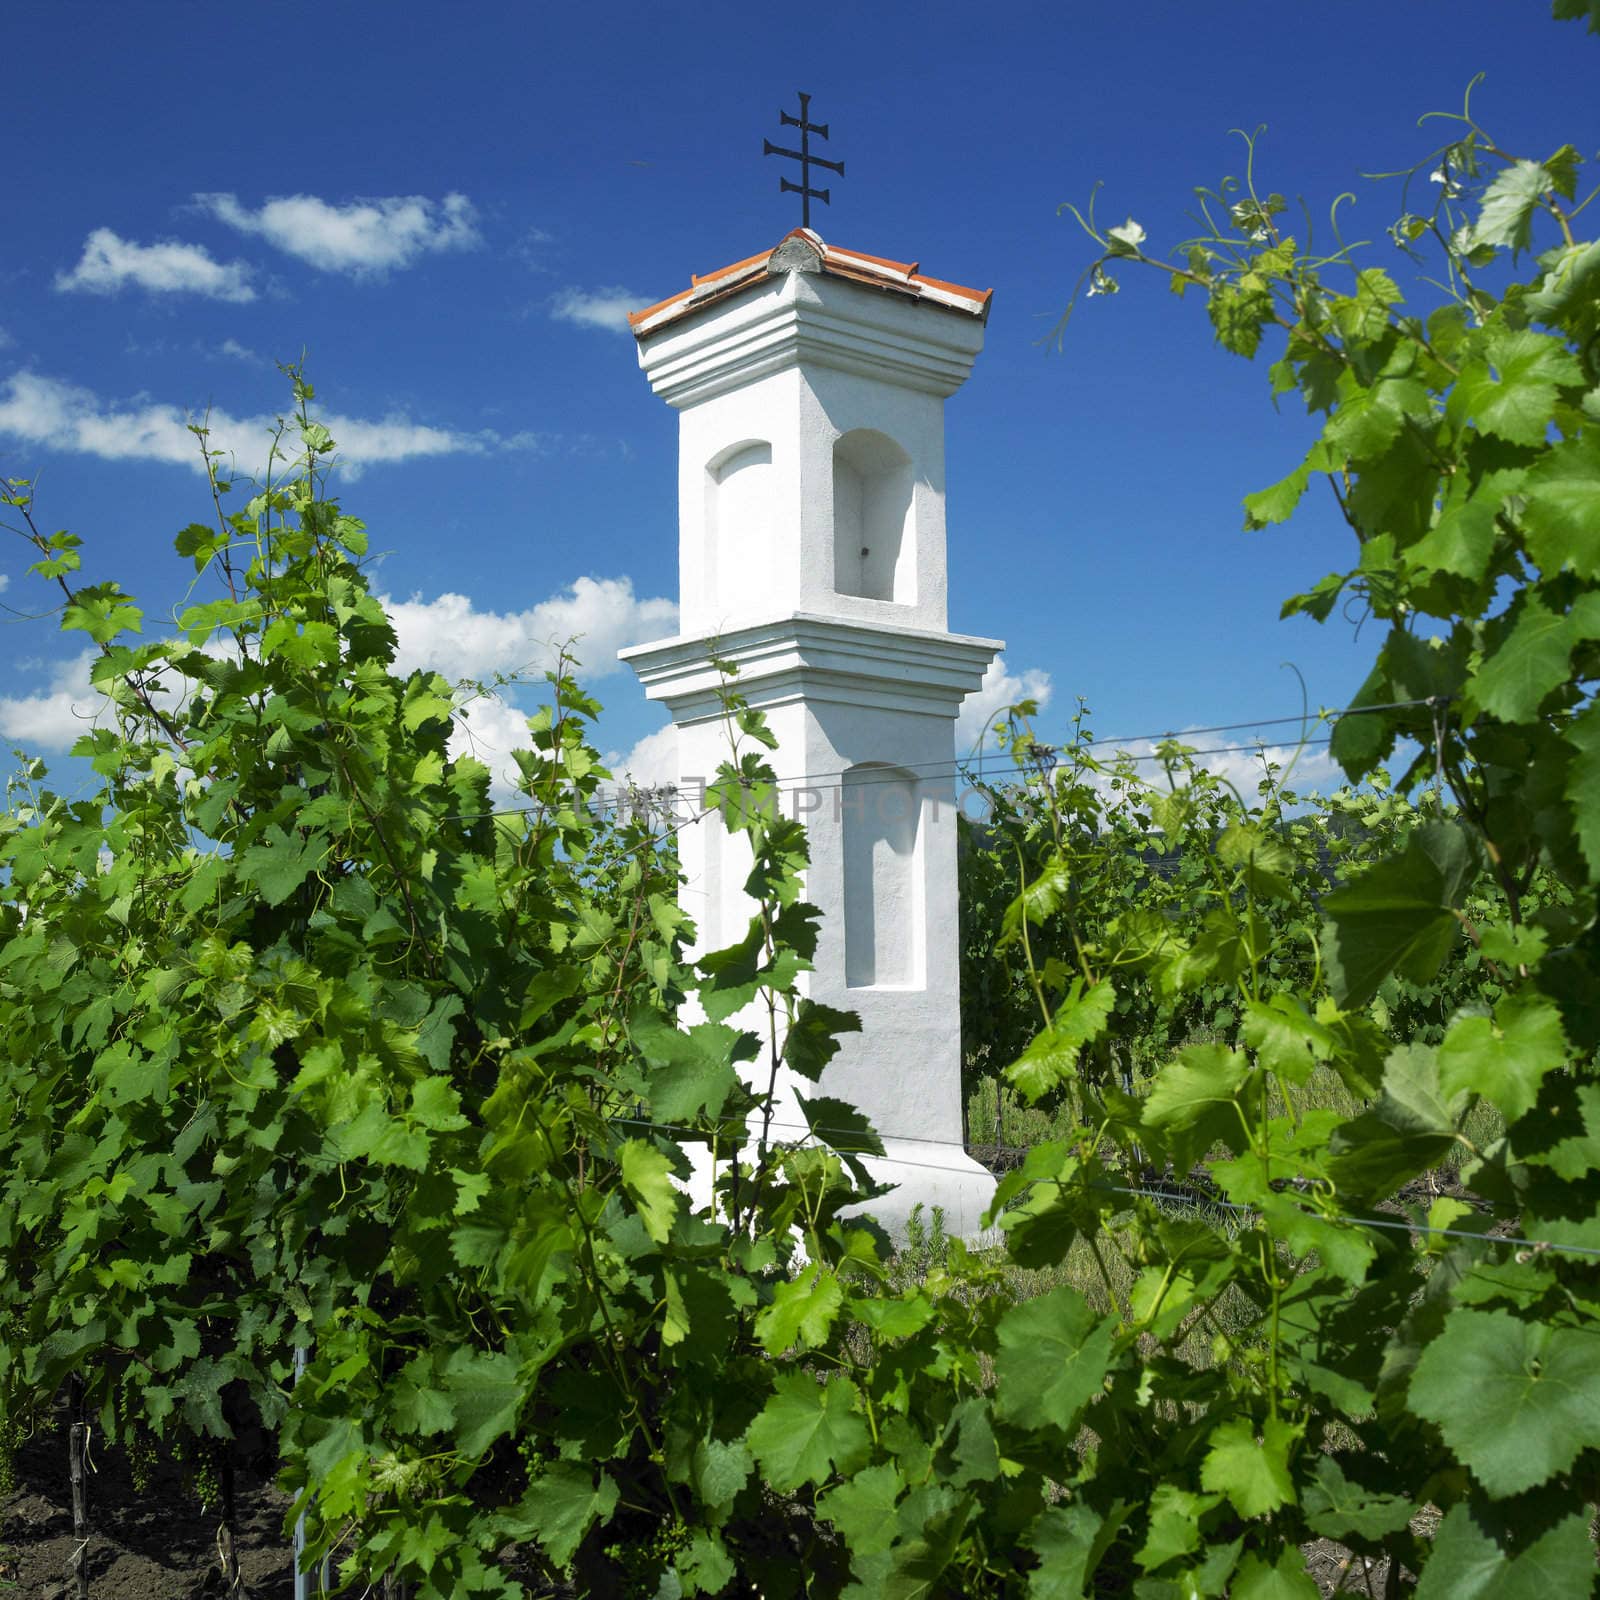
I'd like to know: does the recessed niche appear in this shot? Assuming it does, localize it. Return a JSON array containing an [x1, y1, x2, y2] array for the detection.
[[706, 440, 772, 617], [832, 430, 914, 604], [842, 763, 922, 989]]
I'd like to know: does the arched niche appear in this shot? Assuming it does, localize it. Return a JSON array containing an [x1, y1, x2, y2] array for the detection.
[[706, 440, 773, 616], [832, 429, 914, 604], [841, 762, 922, 989]]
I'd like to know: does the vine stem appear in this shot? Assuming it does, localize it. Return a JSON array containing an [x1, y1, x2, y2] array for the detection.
[[1012, 842, 1055, 1032], [2, 477, 192, 755], [67, 1375, 90, 1600], [530, 1114, 685, 1525], [218, 1442, 243, 1599]]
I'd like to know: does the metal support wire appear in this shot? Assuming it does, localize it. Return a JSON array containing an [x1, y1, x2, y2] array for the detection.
[[291, 1346, 331, 1599], [600, 1112, 1600, 1262], [427, 694, 1453, 831], [292, 1346, 310, 1600]]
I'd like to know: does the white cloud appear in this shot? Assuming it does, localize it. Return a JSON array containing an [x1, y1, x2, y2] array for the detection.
[[380, 578, 675, 808], [55, 228, 256, 302], [453, 709, 680, 811], [1092, 734, 1343, 808], [197, 191, 480, 275], [1200, 741, 1341, 799], [0, 327, 13, 350], [0, 372, 522, 475], [607, 723, 676, 787], [511, 225, 555, 273], [385, 577, 676, 687], [213, 338, 261, 364], [956, 654, 1053, 754], [446, 692, 538, 799], [550, 286, 641, 333], [0, 650, 107, 752]]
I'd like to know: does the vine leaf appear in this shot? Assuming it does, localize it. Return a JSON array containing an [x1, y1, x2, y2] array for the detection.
[[784, 999, 863, 1080], [1231, 1547, 1319, 1598], [1024, 1500, 1129, 1599], [1413, 1498, 1598, 1599], [1001, 856, 1074, 943], [261, 617, 340, 669], [390, 1355, 454, 1436], [1552, 0, 1600, 34], [1199, 1417, 1297, 1518], [443, 1347, 523, 1458], [940, 1398, 1000, 1488], [1243, 994, 1334, 1083], [1242, 458, 1312, 530], [618, 1138, 679, 1244], [1450, 330, 1582, 447], [696, 922, 764, 1020], [1510, 1076, 1600, 1180], [1140, 1043, 1250, 1167], [626, 1008, 744, 1121], [235, 825, 324, 908], [798, 1094, 885, 1192], [1328, 663, 1397, 779], [1134, 1484, 1219, 1571], [848, 1290, 934, 1340], [1323, 370, 1433, 459], [1408, 472, 1515, 581], [1322, 822, 1476, 1006], [1377, 1041, 1468, 1134], [756, 1264, 843, 1354], [1566, 703, 1600, 875], [1325, 1040, 1467, 1197], [746, 1373, 871, 1492], [817, 1462, 904, 1557], [1470, 159, 1551, 254], [1408, 1308, 1600, 1496], [993, 1288, 1115, 1432], [61, 582, 143, 644], [676, 1529, 736, 1596], [998, 1147, 1097, 1270], [1523, 433, 1600, 581], [688, 1436, 752, 1514], [1302, 1455, 1414, 1542], [1437, 993, 1570, 1120], [1004, 979, 1116, 1103], [511, 1463, 620, 1567], [1467, 592, 1579, 722], [842, 1486, 973, 1600]]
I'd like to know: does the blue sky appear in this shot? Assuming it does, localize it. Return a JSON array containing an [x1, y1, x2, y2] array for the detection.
[[3, 2, 1594, 800]]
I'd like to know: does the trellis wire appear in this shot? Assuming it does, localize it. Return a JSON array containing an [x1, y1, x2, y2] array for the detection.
[[599, 1113, 1600, 1262], [430, 693, 1447, 829]]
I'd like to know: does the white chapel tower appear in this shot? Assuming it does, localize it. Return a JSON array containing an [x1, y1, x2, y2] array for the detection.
[[619, 227, 1001, 1235]]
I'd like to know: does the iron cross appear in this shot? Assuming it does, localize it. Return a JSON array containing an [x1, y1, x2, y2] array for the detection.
[[763, 92, 844, 230]]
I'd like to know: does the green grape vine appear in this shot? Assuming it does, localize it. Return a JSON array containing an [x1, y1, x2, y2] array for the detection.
[[1, 9, 1598, 1594]]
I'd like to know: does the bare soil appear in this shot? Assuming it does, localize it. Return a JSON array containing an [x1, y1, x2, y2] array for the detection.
[[1, 1400, 1418, 1598], [1, 1419, 1398, 1600], [1, 1413, 293, 1600]]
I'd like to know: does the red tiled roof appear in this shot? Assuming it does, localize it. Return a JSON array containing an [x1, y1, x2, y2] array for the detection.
[[628, 229, 992, 337]]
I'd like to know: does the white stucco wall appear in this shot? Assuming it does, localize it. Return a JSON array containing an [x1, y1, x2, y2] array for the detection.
[[622, 250, 1001, 1237]]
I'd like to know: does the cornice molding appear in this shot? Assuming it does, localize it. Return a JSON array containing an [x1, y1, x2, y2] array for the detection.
[[636, 271, 985, 409], [620, 612, 1002, 724]]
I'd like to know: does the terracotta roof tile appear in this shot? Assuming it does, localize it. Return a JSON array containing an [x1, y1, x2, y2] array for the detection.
[[627, 228, 991, 336], [689, 248, 770, 288]]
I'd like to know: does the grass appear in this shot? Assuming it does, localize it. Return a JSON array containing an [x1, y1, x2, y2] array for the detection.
[[966, 1058, 1506, 1175], [944, 1056, 1506, 1394], [964, 1077, 1073, 1150]]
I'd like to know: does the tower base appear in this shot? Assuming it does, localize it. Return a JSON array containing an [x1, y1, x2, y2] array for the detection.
[[844, 1140, 999, 1245], [678, 1139, 1000, 1248]]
